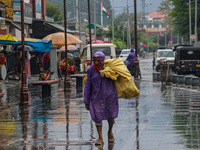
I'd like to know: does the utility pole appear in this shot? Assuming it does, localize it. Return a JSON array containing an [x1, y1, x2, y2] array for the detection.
[[88, 0, 92, 63], [123, 8, 125, 49], [64, 0, 70, 91], [76, 0, 78, 29], [101, 1, 103, 26], [127, 0, 131, 49], [112, 0, 114, 44], [141, 0, 146, 21], [165, 28, 167, 47], [94, 0, 97, 43], [78, 0, 81, 47], [20, 0, 29, 104], [171, 30, 173, 47], [147, 31, 149, 58], [177, 33, 180, 45], [134, 0, 139, 79], [195, 0, 198, 46], [189, 0, 192, 45], [127, 1, 129, 48]]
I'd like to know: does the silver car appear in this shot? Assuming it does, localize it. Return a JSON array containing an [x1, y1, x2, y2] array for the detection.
[[119, 49, 131, 62], [155, 49, 175, 72]]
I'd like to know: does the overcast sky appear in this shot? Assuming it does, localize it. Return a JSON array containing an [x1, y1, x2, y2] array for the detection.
[[111, 0, 163, 16]]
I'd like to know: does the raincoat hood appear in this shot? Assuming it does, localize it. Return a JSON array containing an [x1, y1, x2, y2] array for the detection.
[[92, 51, 105, 65], [130, 48, 135, 52]]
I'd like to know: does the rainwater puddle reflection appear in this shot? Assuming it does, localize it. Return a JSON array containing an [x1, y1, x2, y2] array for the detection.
[[0, 81, 96, 149], [161, 85, 200, 149]]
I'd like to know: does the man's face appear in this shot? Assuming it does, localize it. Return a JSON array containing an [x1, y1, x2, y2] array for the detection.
[[94, 57, 101, 66]]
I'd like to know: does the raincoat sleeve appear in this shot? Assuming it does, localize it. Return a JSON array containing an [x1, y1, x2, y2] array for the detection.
[[126, 54, 130, 62], [84, 68, 92, 104]]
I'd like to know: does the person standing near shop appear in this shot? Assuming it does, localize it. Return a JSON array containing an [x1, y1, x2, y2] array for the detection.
[[18, 51, 31, 84]]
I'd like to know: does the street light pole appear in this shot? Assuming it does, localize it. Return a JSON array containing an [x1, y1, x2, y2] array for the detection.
[[20, 0, 28, 104], [134, 0, 139, 79], [64, 0, 70, 91]]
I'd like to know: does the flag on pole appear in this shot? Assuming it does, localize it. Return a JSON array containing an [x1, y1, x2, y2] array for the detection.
[[101, 1, 110, 26], [101, 3, 110, 16]]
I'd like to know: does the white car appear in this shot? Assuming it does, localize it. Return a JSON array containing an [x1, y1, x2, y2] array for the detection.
[[80, 43, 116, 72], [119, 49, 131, 62], [155, 49, 175, 72]]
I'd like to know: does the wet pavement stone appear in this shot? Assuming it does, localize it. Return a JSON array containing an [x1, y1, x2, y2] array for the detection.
[[1, 57, 200, 149]]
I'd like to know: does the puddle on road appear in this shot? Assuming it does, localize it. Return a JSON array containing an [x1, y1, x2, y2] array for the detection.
[[0, 81, 95, 149], [160, 85, 200, 149]]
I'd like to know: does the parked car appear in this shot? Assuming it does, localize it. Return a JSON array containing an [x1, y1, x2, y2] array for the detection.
[[119, 49, 130, 62], [80, 43, 116, 72], [155, 49, 175, 72], [174, 46, 200, 76]]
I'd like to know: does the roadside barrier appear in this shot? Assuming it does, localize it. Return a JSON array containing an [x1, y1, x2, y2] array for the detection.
[[153, 72, 200, 90]]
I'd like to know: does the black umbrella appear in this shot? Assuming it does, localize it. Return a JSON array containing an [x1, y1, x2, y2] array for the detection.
[[16, 45, 33, 51]]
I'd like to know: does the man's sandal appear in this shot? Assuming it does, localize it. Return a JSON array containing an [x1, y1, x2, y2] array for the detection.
[[95, 139, 104, 145], [108, 133, 115, 142]]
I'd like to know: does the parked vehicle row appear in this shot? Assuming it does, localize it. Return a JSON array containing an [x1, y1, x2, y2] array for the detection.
[[174, 46, 200, 76], [153, 45, 200, 77]]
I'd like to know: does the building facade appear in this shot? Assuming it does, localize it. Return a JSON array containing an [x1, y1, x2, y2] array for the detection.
[[0, 0, 13, 35], [11, 0, 47, 37]]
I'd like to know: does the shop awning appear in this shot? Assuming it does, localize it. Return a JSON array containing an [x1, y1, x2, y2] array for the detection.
[[44, 22, 74, 34], [14, 36, 40, 42], [0, 33, 18, 41], [0, 33, 41, 42], [0, 34, 52, 53]]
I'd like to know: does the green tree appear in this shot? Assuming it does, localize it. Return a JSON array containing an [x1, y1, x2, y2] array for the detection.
[[46, 2, 63, 22], [158, 0, 173, 26], [169, 0, 200, 42]]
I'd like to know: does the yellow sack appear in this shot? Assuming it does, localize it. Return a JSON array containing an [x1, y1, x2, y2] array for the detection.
[[83, 75, 87, 85], [100, 58, 140, 99]]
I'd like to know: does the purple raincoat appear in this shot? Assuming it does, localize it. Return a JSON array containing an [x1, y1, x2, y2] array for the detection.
[[126, 48, 135, 69], [84, 52, 119, 123]]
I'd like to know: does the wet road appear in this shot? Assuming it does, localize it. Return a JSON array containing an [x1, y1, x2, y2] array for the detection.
[[1, 56, 200, 150]]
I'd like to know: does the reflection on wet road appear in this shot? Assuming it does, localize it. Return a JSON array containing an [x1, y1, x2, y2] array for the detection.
[[1, 57, 200, 149]]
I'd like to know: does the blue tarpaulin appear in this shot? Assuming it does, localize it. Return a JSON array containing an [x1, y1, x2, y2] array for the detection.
[[0, 40, 52, 53]]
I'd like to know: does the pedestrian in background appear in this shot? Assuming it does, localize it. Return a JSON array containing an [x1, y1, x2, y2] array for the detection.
[[18, 51, 31, 84], [84, 51, 118, 145], [42, 53, 50, 71], [137, 54, 142, 79], [126, 48, 135, 71]]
